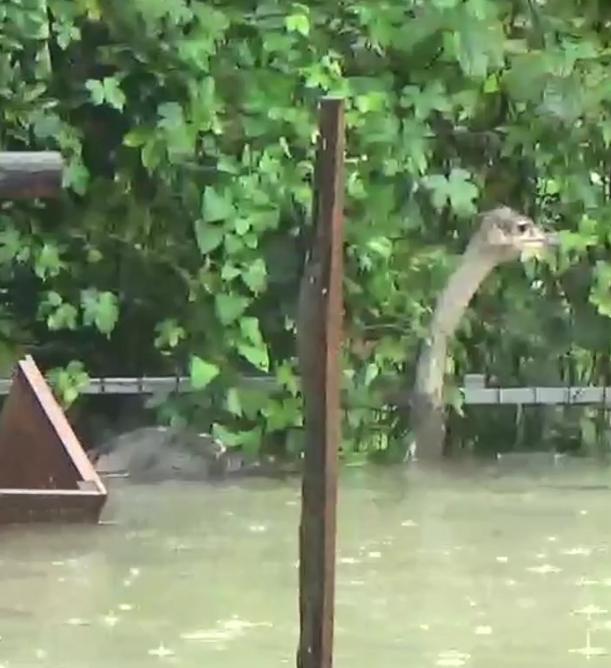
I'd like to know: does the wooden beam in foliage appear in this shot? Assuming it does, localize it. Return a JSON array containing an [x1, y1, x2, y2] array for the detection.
[[0, 152, 63, 199]]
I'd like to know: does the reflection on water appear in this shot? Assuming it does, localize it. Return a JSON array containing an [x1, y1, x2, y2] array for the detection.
[[2, 459, 611, 666]]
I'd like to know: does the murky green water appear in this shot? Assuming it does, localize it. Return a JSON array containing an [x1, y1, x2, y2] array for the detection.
[[3, 460, 611, 667]]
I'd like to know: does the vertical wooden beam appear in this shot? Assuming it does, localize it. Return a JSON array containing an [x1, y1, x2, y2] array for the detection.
[[296, 98, 345, 668]]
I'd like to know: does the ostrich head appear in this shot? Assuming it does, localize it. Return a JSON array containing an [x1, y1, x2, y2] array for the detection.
[[411, 205, 558, 459], [469, 206, 557, 264]]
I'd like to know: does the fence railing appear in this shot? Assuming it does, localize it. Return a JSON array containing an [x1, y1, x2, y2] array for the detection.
[[0, 372, 609, 405]]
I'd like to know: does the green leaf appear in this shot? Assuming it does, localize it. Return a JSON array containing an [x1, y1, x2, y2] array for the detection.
[[47, 303, 78, 331], [81, 290, 119, 336], [85, 79, 105, 105], [364, 362, 379, 386], [34, 243, 63, 280], [154, 319, 186, 350], [194, 220, 224, 254], [212, 424, 262, 454], [157, 102, 193, 157], [190, 356, 219, 390], [400, 119, 432, 175], [0, 226, 21, 263], [483, 74, 499, 93], [221, 263, 241, 281], [202, 187, 235, 222], [276, 362, 299, 395], [401, 82, 451, 119], [445, 10, 505, 80], [85, 77, 126, 111], [32, 113, 62, 139], [422, 174, 450, 211], [62, 159, 90, 195], [366, 237, 393, 259], [243, 233, 259, 250], [215, 294, 249, 324], [262, 395, 302, 431], [240, 316, 264, 345], [141, 139, 164, 172], [242, 258, 267, 293], [102, 77, 126, 111], [47, 361, 90, 409], [237, 342, 270, 371], [355, 91, 388, 114], [211, 423, 242, 448], [286, 12, 309, 36], [503, 54, 547, 103], [224, 234, 244, 255], [158, 102, 184, 129], [446, 168, 479, 215], [422, 168, 478, 216], [38, 292, 78, 331], [234, 218, 250, 236], [124, 127, 151, 148], [87, 248, 103, 264]]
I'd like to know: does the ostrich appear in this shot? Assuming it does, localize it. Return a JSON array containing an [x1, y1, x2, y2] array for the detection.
[[410, 206, 557, 461]]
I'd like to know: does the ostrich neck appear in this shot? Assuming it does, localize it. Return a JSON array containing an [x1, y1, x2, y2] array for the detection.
[[414, 243, 499, 404]]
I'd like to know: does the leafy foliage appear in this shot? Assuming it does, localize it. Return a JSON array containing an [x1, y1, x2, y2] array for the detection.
[[4, 0, 611, 457]]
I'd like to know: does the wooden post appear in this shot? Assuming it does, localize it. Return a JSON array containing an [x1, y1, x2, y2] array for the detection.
[[296, 98, 345, 668], [0, 151, 63, 199]]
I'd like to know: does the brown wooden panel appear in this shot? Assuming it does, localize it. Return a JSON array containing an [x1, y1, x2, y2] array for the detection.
[[0, 152, 63, 199], [0, 356, 106, 523], [0, 490, 105, 524]]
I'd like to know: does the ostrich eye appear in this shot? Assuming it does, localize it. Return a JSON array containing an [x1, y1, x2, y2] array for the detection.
[[517, 222, 529, 234]]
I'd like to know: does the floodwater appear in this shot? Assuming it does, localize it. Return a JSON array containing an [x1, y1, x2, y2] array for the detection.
[[3, 460, 611, 667]]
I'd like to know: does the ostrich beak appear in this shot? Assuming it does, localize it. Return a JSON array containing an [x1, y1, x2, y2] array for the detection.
[[519, 226, 559, 260]]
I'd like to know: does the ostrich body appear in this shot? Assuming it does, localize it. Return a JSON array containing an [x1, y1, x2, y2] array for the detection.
[[411, 206, 556, 461]]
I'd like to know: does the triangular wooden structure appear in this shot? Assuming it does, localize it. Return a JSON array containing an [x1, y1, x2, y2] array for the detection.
[[0, 355, 107, 524]]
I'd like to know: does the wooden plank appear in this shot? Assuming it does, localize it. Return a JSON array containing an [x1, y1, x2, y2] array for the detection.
[[297, 98, 345, 668], [0, 489, 103, 524], [0, 151, 63, 199]]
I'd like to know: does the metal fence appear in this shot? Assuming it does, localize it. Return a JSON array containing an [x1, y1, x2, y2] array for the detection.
[[1, 372, 609, 406]]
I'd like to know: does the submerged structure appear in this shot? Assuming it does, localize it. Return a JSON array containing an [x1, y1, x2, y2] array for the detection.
[[0, 356, 107, 524]]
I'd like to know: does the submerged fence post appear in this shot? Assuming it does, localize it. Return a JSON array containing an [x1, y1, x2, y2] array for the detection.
[[296, 98, 345, 668]]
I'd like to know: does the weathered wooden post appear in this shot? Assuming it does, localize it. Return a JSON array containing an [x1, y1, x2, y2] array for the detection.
[[296, 97, 345, 668], [0, 151, 63, 199]]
